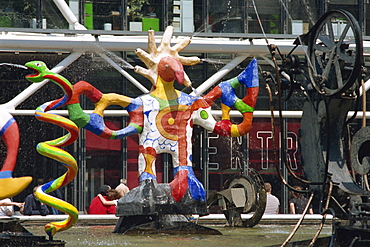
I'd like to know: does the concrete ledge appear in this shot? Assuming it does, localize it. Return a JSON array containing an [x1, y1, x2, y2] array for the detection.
[[3, 214, 333, 226], [9, 214, 119, 226], [195, 214, 333, 225]]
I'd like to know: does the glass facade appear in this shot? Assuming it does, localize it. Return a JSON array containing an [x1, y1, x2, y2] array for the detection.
[[0, 1, 368, 34], [1, 0, 370, 214]]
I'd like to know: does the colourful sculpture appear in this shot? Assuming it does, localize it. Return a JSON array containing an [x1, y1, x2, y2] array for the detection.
[[25, 61, 79, 238], [65, 26, 259, 215], [0, 111, 32, 199], [24, 26, 259, 225]]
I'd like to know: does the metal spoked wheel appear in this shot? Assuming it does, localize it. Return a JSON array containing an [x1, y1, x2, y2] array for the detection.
[[307, 10, 363, 96], [221, 169, 266, 227]]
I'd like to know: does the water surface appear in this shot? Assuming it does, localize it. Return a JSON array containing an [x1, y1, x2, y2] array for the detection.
[[27, 224, 332, 247]]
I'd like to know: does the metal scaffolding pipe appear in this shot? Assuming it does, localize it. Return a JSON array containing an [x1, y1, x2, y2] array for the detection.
[[1, 51, 83, 110], [0, 33, 304, 55], [3, 31, 370, 56], [53, 0, 86, 30], [6, 109, 370, 120], [359, 78, 370, 96]]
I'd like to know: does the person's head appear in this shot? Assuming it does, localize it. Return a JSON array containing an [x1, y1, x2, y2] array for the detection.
[[264, 182, 272, 193], [291, 185, 303, 199], [37, 178, 44, 185], [32, 186, 39, 196], [106, 189, 121, 200], [120, 178, 127, 185], [98, 185, 111, 196], [148, 6, 155, 12]]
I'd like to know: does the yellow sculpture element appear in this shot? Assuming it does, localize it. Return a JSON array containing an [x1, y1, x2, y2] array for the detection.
[[0, 111, 32, 200], [134, 26, 200, 87], [0, 177, 32, 199]]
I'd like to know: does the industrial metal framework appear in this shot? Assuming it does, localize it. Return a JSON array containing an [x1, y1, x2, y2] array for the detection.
[[1, 0, 370, 116], [2, 29, 370, 116]]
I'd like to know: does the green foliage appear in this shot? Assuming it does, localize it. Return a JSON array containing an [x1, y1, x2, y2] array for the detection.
[[11, 0, 36, 16], [128, 0, 150, 21]]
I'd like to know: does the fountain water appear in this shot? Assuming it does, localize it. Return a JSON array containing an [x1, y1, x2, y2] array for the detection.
[[92, 41, 135, 70], [0, 63, 28, 70]]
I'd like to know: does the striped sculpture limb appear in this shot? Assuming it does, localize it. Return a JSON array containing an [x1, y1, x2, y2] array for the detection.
[[0, 111, 32, 199], [25, 61, 79, 238]]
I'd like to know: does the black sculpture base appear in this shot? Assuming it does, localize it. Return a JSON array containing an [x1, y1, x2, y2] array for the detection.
[[114, 179, 217, 235], [116, 179, 208, 216], [0, 218, 65, 247], [114, 214, 222, 235]]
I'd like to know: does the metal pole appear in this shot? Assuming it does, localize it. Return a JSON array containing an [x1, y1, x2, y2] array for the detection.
[[281, 117, 289, 214], [121, 118, 127, 180], [121, 57, 128, 180], [77, 126, 87, 211], [358, 0, 365, 35], [163, 154, 169, 183], [243, 0, 248, 33], [122, 0, 127, 30], [202, 129, 209, 193], [8, 109, 370, 119], [79, 0, 85, 26], [163, 0, 169, 30], [281, 94, 289, 214], [36, 0, 42, 29], [203, 0, 209, 33], [280, 0, 287, 34]]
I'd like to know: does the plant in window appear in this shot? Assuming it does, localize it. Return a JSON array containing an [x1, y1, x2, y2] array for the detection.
[[128, 0, 150, 22]]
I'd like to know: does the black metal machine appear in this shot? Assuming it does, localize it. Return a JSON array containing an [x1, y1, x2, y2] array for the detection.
[[208, 169, 266, 228], [278, 9, 367, 218], [266, 9, 370, 246], [216, 9, 370, 246]]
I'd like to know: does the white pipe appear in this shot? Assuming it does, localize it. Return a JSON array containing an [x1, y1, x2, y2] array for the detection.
[[53, 0, 86, 30], [30, 213, 329, 224], [191, 54, 250, 96], [359, 78, 370, 96], [0, 34, 303, 55], [97, 52, 149, 93], [7, 109, 370, 120], [1, 52, 83, 110], [2, 109, 303, 117], [12, 213, 332, 222]]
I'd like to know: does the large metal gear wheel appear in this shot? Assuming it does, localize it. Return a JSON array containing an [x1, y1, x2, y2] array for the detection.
[[218, 169, 266, 227], [307, 10, 362, 96]]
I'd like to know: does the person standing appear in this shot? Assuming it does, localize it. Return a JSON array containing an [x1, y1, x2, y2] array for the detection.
[[115, 178, 129, 198], [22, 186, 49, 216], [0, 198, 23, 216], [289, 185, 313, 214], [264, 182, 280, 214]]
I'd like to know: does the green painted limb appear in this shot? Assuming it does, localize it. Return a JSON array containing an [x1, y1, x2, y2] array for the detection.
[[67, 104, 90, 127]]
